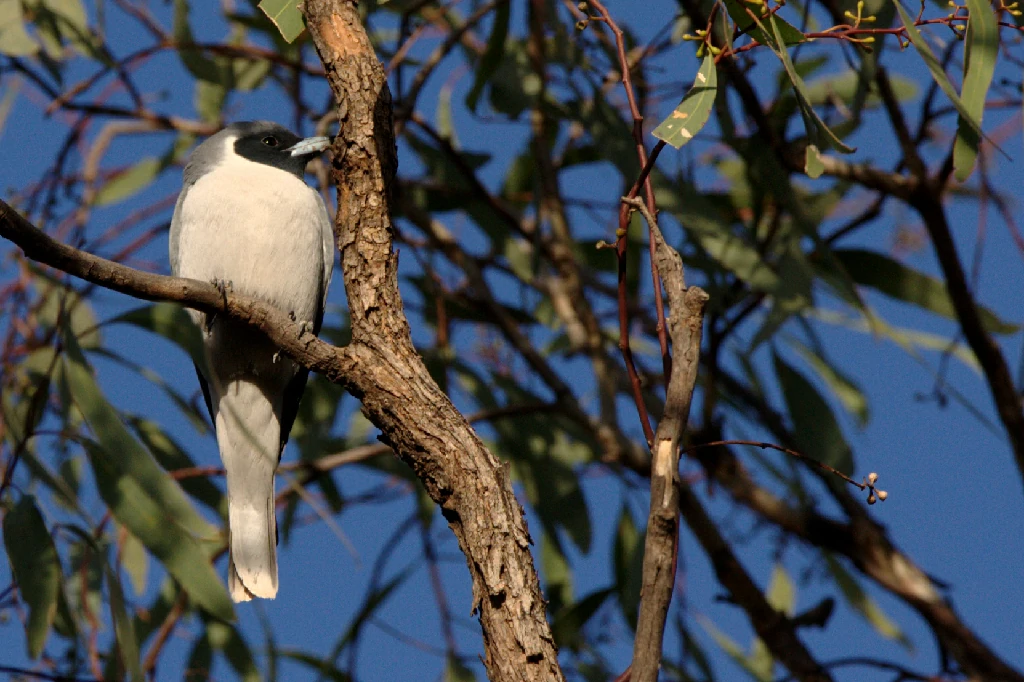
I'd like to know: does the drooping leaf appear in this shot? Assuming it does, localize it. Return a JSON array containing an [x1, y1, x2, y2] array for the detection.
[[105, 562, 144, 682], [445, 656, 477, 682], [773, 351, 854, 475], [0, 1, 38, 55], [550, 587, 614, 651], [173, 0, 227, 82], [766, 563, 796, 615], [3, 496, 62, 658], [541, 532, 572, 615], [120, 526, 149, 597], [36, 0, 96, 58], [653, 53, 717, 149], [60, 331, 234, 622], [834, 248, 1017, 334], [763, 14, 855, 172], [895, 0, 984, 143], [258, 0, 306, 43], [207, 620, 260, 682], [466, 1, 510, 112], [278, 650, 353, 682], [94, 157, 162, 206], [825, 553, 913, 649], [724, 0, 805, 45], [953, 0, 998, 181], [111, 302, 209, 375], [699, 615, 773, 682], [613, 505, 644, 629], [789, 339, 869, 427], [130, 417, 225, 515]]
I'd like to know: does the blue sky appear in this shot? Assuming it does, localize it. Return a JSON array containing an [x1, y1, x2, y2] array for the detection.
[[2, 0, 1024, 680]]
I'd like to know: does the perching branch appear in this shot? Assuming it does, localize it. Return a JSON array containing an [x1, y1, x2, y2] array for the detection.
[[2, 2, 567, 679]]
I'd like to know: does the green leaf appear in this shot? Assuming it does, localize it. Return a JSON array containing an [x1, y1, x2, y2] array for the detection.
[[120, 527, 149, 597], [466, 1, 510, 112], [173, 0, 227, 83], [187, 633, 214, 680], [724, 0, 805, 45], [824, 554, 913, 650], [895, 0, 984, 143], [130, 417, 225, 515], [60, 332, 234, 622], [953, 0, 998, 181], [763, 15, 855, 161], [541, 532, 572, 614], [766, 564, 795, 615], [196, 78, 227, 124], [111, 302, 209, 375], [613, 505, 644, 629], [773, 351, 854, 475], [699, 616, 773, 682], [653, 53, 717, 148], [3, 496, 62, 658], [0, 1, 38, 55], [105, 562, 144, 682], [94, 157, 162, 206], [278, 650, 352, 682], [207, 620, 260, 682], [445, 656, 477, 682], [804, 144, 824, 179], [550, 587, 614, 651], [38, 0, 95, 57], [789, 340, 869, 427], [834, 249, 1017, 334], [258, 0, 306, 43]]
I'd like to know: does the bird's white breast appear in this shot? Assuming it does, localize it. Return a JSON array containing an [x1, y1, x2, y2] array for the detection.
[[175, 138, 328, 323]]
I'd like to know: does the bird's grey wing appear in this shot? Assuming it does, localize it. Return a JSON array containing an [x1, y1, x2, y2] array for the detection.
[[278, 370, 310, 451], [317, 196, 334, 336], [168, 185, 190, 276], [279, 199, 333, 448], [194, 364, 215, 425]]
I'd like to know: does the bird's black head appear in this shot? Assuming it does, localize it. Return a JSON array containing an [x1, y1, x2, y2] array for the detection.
[[228, 121, 330, 178]]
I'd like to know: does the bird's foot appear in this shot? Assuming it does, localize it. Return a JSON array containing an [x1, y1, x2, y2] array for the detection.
[[207, 279, 233, 331], [288, 311, 313, 338]]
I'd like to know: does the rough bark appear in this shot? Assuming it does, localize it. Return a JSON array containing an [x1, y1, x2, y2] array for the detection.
[[623, 198, 708, 682], [2, 2, 568, 678], [305, 3, 567, 680]]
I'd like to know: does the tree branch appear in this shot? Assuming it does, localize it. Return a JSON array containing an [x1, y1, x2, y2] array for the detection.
[[2, 1, 568, 677], [622, 197, 708, 682], [302, 3, 566, 680]]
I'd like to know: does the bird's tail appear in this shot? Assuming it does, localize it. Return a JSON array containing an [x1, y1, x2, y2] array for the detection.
[[214, 378, 281, 602]]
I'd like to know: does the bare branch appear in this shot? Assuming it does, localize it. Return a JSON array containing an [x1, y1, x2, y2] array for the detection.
[[622, 197, 708, 682]]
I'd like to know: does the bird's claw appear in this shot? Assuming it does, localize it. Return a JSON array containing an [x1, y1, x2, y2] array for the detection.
[[206, 279, 233, 331]]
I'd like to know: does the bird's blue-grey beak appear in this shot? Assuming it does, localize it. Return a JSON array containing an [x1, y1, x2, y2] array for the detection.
[[288, 136, 332, 157]]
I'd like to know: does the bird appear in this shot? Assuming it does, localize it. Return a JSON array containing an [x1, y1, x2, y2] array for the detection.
[[169, 121, 334, 601]]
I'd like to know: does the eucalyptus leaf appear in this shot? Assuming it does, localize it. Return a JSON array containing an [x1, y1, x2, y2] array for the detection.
[[613, 505, 643, 629], [825, 553, 913, 649], [3, 496, 62, 658], [258, 0, 306, 43], [60, 331, 233, 622], [895, 0, 985, 142], [105, 561, 144, 682], [653, 53, 717, 149], [773, 350, 854, 475], [953, 0, 997, 181], [834, 248, 1017, 334], [94, 158, 162, 206], [466, 1, 510, 112], [0, 2, 37, 55]]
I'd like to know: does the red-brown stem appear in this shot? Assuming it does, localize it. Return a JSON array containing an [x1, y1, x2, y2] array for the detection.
[[589, 0, 672, 390]]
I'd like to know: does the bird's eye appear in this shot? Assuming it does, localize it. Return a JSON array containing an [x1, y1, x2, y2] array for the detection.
[[262, 135, 279, 147]]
